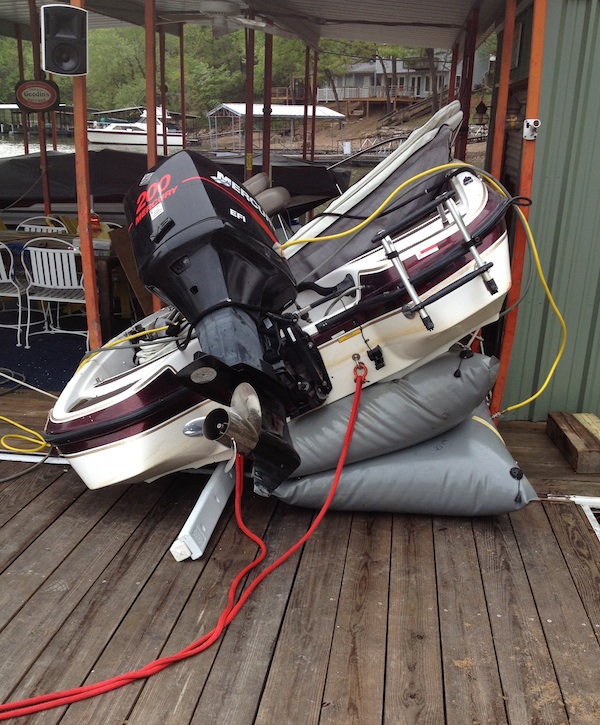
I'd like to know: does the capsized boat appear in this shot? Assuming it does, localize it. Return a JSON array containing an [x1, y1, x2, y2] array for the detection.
[[87, 108, 183, 147], [46, 101, 514, 494]]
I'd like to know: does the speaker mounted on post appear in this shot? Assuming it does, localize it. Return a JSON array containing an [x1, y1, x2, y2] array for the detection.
[[41, 4, 88, 76]]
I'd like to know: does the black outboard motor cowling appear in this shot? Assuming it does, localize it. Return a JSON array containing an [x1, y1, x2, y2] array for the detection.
[[124, 150, 331, 493]]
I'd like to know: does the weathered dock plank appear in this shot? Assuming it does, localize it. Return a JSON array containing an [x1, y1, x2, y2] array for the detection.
[[0, 478, 168, 702], [473, 510, 568, 724], [186, 503, 313, 725], [254, 511, 352, 725], [0, 421, 599, 724], [320, 513, 391, 725], [56, 487, 278, 725], [435, 517, 508, 725], [510, 502, 600, 724], [384, 514, 444, 725]]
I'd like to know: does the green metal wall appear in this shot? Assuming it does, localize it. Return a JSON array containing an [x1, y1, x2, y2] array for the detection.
[[500, 0, 600, 420]]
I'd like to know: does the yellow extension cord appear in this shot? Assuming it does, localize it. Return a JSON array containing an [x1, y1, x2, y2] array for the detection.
[[0, 325, 171, 454], [0, 415, 49, 453], [1, 162, 567, 454]]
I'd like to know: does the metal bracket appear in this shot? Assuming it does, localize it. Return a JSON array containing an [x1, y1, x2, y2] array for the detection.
[[523, 118, 541, 140], [379, 234, 434, 330], [546, 495, 600, 542]]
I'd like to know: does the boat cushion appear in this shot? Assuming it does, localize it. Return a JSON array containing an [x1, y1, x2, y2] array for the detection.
[[255, 186, 291, 217], [242, 172, 270, 196]]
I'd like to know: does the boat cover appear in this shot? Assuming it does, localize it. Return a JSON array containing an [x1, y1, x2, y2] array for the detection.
[[0, 149, 346, 213], [0, 149, 157, 205], [287, 101, 463, 284], [288, 349, 498, 476], [274, 402, 537, 516]]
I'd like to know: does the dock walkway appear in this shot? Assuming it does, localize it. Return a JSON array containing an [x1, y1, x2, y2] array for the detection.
[[0, 395, 599, 723]]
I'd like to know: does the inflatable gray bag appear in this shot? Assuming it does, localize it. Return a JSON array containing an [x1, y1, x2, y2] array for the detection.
[[289, 350, 498, 477], [275, 403, 537, 516]]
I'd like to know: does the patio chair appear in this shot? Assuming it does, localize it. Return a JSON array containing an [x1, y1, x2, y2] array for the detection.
[[16, 215, 68, 234], [0, 242, 23, 346], [20, 238, 87, 349]]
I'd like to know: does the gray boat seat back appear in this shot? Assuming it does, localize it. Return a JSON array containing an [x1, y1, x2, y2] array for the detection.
[[255, 186, 291, 217], [242, 172, 270, 196], [286, 101, 463, 285]]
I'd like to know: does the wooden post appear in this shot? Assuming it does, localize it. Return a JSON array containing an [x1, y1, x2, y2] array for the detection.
[[454, 9, 478, 160], [70, 0, 102, 349], [262, 33, 273, 177], [490, 0, 548, 416], [159, 27, 168, 157], [489, 0, 517, 179], [302, 46, 310, 158], [144, 0, 162, 313], [145, 0, 158, 170], [15, 25, 30, 154], [245, 27, 255, 181], [179, 24, 187, 149], [448, 44, 458, 101], [310, 50, 318, 162], [27, 0, 51, 215]]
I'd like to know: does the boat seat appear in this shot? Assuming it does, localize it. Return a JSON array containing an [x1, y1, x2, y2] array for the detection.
[[255, 187, 291, 217], [242, 172, 270, 196]]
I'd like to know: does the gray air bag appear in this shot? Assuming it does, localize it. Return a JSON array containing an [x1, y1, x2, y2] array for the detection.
[[289, 351, 498, 477], [275, 403, 538, 516]]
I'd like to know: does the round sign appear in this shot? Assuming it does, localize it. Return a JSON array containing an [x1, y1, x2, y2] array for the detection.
[[14, 80, 60, 113]]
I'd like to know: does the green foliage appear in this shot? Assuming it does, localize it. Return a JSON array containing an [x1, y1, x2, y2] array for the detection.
[[0, 28, 480, 120], [477, 33, 497, 59], [0, 37, 32, 103]]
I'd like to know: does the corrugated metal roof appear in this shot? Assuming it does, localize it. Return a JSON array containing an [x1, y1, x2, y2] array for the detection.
[[0, 1, 137, 40], [0, 0, 504, 48]]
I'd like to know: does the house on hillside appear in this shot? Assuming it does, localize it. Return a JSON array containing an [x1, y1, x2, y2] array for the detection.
[[317, 52, 492, 114]]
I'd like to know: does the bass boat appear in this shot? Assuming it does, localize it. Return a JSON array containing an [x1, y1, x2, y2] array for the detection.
[[45, 102, 516, 500]]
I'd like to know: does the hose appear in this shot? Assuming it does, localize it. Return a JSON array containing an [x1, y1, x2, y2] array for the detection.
[[0, 362, 368, 720]]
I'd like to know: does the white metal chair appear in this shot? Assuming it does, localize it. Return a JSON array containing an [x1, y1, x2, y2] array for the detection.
[[16, 215, 68, 234], [20, 238, 87, 349], [0, 242, 23, 346]]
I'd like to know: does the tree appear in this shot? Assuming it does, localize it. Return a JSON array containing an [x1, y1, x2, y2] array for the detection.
[[0, 30, 427, 124]]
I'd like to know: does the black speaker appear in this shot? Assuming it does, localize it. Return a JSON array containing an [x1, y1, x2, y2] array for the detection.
[[41, 4, 88, 76]]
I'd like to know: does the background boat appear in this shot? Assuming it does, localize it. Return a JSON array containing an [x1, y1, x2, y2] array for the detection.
[[87, 108, 183, 147]]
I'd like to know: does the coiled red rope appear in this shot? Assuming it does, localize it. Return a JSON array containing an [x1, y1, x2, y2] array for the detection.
[[0, 362, 368, 720]]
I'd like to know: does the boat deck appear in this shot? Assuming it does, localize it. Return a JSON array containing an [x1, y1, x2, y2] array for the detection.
[[0, 393, 599, 724]]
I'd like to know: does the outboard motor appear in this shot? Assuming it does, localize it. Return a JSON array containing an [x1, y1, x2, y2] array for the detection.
[[124, 150, 331, 493]]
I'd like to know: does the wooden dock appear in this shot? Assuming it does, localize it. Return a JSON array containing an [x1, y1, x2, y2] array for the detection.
[[0, 393, 599, 723]]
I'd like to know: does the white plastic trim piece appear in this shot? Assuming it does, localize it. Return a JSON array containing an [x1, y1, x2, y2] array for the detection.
[[170, 462, 235, 561], [0, 452, 67, 465], [547, 495, 600, 542], [579, 505, 600, 542]]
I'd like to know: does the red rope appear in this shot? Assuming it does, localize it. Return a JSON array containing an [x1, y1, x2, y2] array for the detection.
[[0, 363, 368, 720]]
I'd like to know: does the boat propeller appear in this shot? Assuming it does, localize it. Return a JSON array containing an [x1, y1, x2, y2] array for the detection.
[[182, 379, 300, 493], [187, 383, 262, 471]]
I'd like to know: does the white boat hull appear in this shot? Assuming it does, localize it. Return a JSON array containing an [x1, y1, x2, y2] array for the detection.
[[87, 128, 183, 147], [47, 225, 510, 490], [66, 401, 229, 489], [46, 103, 515, 492], [47, 334, 229, 488]]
